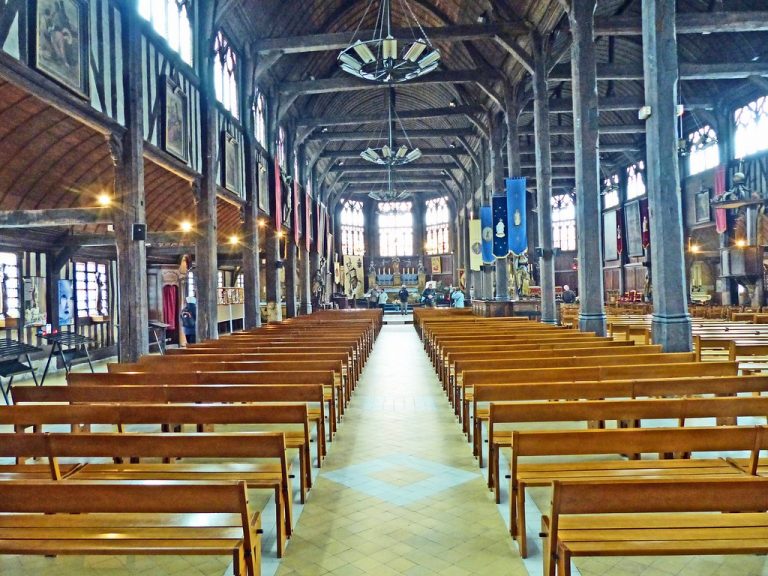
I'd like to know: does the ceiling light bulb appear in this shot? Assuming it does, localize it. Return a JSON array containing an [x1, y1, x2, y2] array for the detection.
[[97, 194, 112, 207], [338, 52, 362, 71], [383, 36, 398, 60], [405, 149, 422, 162], [258, 219, 266, 228], [229, 235, 239, 245], [360, 148, 380, 163], [352, 41, 376, 64], [340, 64, 363, 77], [396, 145, 408, 158], [382, 145, 392, 158], [736, 239, 747, 248], [418, 50, 441, 69], [403, 41, 427, 62], [180, 221, 193, 233]]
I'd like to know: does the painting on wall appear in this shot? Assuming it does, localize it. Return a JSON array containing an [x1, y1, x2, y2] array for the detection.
[[23, 277, 46, 327], [603, 210, 618, 261], [258, 161, 270, 214], [625, 200, 644, 257], [57, 278, 74, 327], [223, 131, 241, 195], [431, 256, 442, 274], [163, 76, 188, 162], [695, 188, 711, 224], [33, 0, 89, 96], [343, 255, 364, 299]]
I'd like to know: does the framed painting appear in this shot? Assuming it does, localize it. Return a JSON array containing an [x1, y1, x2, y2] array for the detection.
[[32, 0, 89, 97], [603, 210, 618, 261], [258, 161, 270, 214], [222, 131, 241, 194], [695, 188, 711, 224], [57, 278, 74, 327], [625, 200, 644, 257], [163, 76, 188, 162]]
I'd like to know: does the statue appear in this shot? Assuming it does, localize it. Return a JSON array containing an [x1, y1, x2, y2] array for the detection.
[[391, 256, 401, 275], [495, 218, 506, 238], [417, 261, 425, 275], [515, 257, 531, 298], [643, 270, 652, 303]]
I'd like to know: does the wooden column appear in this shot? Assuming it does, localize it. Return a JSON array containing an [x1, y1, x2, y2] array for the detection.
[[505, 86, 522, 301], [113, 5, 148, 361], [264, 225, 283, 322], [643, 0, 692, 351], [195, 1, 218, 341], [241, 51, 262, 330], [299, 247, 312, 314], [285, 242, 298, 317], [531, 31, 557, 324], [489, 112, 508, 300], [568, 0, 607, 335]]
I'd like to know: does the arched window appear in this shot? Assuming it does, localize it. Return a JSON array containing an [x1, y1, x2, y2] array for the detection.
[[602, 174, 619, 209], [0, 252, 20, 318], [138, 0, 193, 65], [425, 197, 450, 255], [378, 201, 413, 257], [254, 90, 267, 147], [626, 161, 646, 200], [341, 200, 365, 256], [734, 96, 768, 159], [688, 125, 719, 175], [213, 31, 239, 118], [276, 126, 287, 170], [552, 194, 576, 251]]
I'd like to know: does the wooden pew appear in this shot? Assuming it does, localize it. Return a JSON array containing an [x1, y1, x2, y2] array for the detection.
[[486, 393, 767, 499], [510, 426, 761, 557], [0, 479, 261, 575], [542, 477, 768, 576], [13, 382, 328, 467], [0, 431, 291, 558], [0, 403, 313, 503]]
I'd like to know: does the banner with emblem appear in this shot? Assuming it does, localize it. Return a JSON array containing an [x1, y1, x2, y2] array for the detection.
[[469, 219, 482, 271], [506, 177, 527, 255], [480, 206, 494, 264], [492, 194, 509, 258]]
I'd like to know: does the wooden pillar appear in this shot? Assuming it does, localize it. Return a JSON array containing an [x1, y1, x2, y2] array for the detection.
[[299, 247, 312, 314], [643, 0, 692, 351], [569, 0, 606, 335], [531, 31, 557, 324], [113, 4, 148, 361], [195, 1, 218, 341], [489, 112, 508, 300], [285, 242, 298, 317], [241, 51, 261, 330], [264, 225, 283, 322], [505, 86, 522, 301]]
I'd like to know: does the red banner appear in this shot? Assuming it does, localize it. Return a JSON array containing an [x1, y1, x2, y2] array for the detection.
[[714, 165, 727, 234], [293, 181, 300, 246], [305, 192, 312, 252]]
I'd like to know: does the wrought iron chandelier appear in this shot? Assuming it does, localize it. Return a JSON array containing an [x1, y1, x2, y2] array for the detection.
[[360, 89, 421, 167], [338, 0, 441, 84]]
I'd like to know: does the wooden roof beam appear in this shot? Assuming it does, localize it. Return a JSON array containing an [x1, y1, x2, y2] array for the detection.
[[297, 105, 485, 128], [331, 163, 457, 174], [520, 94, 714, 114], [308, 127, 475, 141], [321, 147, 465, 159], [0, 208, 113, 228], [594, 11, 768, 36], [519, 143, 640, 154], [254, 23, 528, 54], [549, 62, 768, 82], [343, 176, 451, 184], [519, 123, 645, 136]]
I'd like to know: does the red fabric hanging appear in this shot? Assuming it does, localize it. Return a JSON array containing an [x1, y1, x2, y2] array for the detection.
[[162, 284, 179, 331], [714, 165, 727, 234], [616, 208, 624, 254]]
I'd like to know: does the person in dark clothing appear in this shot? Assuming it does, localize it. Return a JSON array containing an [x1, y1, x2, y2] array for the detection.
[[421, 285, 436, 307], [181, 296, 197, 345], [561, 284, 576, 304], [397, 285, 409, 315]]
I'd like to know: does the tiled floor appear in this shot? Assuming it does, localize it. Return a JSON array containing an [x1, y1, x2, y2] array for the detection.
[[4, 330, 768, 575]]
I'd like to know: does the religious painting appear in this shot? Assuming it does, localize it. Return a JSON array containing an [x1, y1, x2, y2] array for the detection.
[[695, 188, 712, 224], [343, 255, 364, 299], [603, 210, 618, 261], [163, 76, 188, 162], [222, 131, 241, 195], [33, 0, 89, 97], [23, 277, 46, 327], [625, 200, 644, 257], [431, 256, 442, 275], [258, 161, 270, 214], [57, 278, 74, 327]]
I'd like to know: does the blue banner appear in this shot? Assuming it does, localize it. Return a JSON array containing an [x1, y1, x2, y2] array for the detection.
[[480, 206, 494, 263], [506, 177, 528, 255], [492, 195, 509, 258]]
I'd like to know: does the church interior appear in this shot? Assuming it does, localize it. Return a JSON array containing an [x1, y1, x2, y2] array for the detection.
[[1, 0, 768, 575]]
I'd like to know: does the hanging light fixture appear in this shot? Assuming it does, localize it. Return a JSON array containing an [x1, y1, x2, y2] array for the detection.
[[338, 0, 441, 84], [359, 88, 421, 167]]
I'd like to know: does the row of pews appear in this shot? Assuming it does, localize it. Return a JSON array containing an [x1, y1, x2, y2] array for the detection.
[[0, 309, 381, 576], [416, 308, 768, 576]]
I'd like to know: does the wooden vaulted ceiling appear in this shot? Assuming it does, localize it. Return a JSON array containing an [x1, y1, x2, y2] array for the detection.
[[222, 0, 768, 205]]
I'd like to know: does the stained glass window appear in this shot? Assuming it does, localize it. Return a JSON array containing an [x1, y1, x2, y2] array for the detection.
[[255, 90, 267, 147], [425, 197, 450, 255], [0, 252, 19, 318], [213, 31, 239, 118], [75, 261, 108, 318], [138, 0, 193, 64], [734, 96, 768, 159], [552, 194, 576, 251], [688, 125, 720, 175], [602, 174, 620, 209], [341, 200, 365, 256], [626, 161, 646, 200], [378, 202, 413, 257]]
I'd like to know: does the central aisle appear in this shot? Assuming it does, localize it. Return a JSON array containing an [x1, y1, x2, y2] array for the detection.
[[276, 324, 527, 576]]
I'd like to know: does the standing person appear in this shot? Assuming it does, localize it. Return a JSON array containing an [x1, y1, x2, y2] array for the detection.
[[368, 285, 380, 309], [421, 283, 436, 307], [451, 287, 465, 308], [181, 295, 197, 345], [377, 288, 389, 310], [397, 285, 409, 315]]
